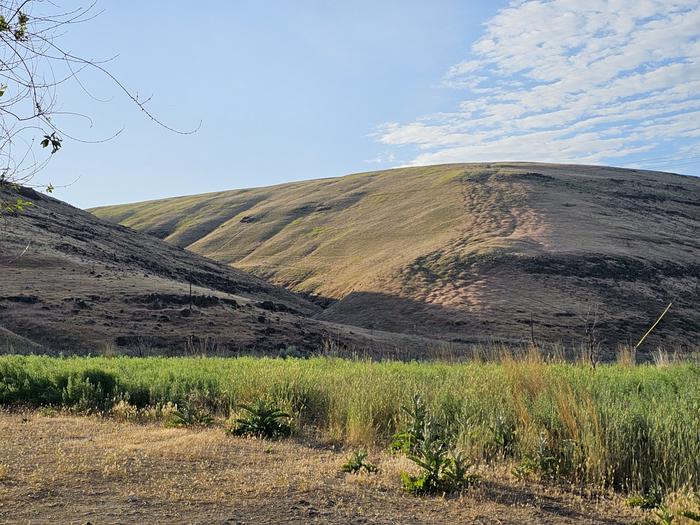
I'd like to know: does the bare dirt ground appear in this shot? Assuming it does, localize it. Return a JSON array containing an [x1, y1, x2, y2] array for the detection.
[[0, 413, 641, 524]]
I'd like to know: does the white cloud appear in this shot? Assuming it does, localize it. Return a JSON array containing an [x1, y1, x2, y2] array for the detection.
[[376, 0, 700, 168], [364, 152, 396, 164]]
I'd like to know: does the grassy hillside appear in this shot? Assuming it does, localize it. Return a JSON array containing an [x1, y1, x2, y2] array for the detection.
[[93, 163, 700, 350], [93, 165, 471, 297]]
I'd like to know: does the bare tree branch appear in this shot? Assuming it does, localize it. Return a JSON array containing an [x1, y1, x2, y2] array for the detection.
[[0, 1, 198, 215]]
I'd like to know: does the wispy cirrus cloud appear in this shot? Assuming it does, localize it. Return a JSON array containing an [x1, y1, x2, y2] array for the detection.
[[375, 0, 700, 169]]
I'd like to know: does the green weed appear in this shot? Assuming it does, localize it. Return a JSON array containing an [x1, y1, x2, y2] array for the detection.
[[166, 403, 214, 428], [229, 400, 292, 439], [627, 490, 700, 524], [395, 397, 476, 495], [390, 394, 427, 454], [341, 449, 378, 474]]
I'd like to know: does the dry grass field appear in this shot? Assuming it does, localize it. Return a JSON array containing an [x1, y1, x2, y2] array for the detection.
[[0, 412, 642, 525]]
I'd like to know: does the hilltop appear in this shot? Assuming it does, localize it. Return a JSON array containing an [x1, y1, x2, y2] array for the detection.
[[0, 185, 430, 356], [92, 163, 700, 351]]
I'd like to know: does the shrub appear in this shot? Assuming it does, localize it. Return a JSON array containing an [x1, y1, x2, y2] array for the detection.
[[61, 369, 118, 413], [341, 449, 378, 474], [165, 403, 214, 428], [394, 396, 476, 495], [400, 420, 475, 495], [277, 345, 303, 359], [229, 400, 292, 439]]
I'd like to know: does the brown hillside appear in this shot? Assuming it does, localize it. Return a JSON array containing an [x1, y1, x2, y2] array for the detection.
[[92, 163, 700, 351], [0, 186, 431, 355]]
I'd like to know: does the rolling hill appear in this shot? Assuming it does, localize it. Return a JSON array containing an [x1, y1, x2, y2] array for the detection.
[[92, 163, 700, 351], [0, 185, 435, 356]]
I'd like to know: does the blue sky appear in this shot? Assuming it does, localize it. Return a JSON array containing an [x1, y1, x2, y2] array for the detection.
[[32, 1, 700, 208]]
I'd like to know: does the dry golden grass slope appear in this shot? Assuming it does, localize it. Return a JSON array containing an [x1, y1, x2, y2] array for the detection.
[[92, 163, 700, 351]]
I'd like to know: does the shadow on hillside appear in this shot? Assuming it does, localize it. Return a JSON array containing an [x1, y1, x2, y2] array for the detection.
[[316, 289, 697, 360]]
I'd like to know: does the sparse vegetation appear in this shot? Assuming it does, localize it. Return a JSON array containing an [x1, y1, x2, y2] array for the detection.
[[627, 489, 700, 524], [166, 403, 215, 428], [90, 163, 700, 353], [1, 354, 699, 496], [0, 413, 642, 523], [341, 449, 378, 474]]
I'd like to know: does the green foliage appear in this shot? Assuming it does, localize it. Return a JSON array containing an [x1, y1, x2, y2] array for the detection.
[[390, 394, 427, 454], [0, 12, 28, 40], [40, 132, 62, 154], [680, 510, 700, 522], [341, 449, 378, 474], [627, 489, 664, 511], [489, 414, 518, 458], [230, 399, 292, 439], [14, 12, 28, 40], [512, 431, 558, 480], [627, 489, 700, 525], [400, 427, 476, 494], [656, 506, 676, 525], [166, 403, 214, 428], [60, 369, 118, 413], [0, 180, 38, 218], [277, 345, 303, 359], [394, 396, 476, 495], [1, 196, 32, 215]]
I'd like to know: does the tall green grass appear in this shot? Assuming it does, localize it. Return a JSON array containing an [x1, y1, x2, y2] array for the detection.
[[1, 354, 698, 493]]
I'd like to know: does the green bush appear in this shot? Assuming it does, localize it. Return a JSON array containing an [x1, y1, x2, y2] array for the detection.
[[60, 369, 118, 413], [341, 449, 378, 474], [229, 400, 292, 439], [394, 396, 476, 495]]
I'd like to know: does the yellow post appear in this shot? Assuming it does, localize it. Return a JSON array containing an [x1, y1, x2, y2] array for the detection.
[[634, 302, 673, 351]]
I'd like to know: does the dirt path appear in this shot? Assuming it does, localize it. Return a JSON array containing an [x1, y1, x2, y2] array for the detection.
[[0, 413, 640, 524]]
